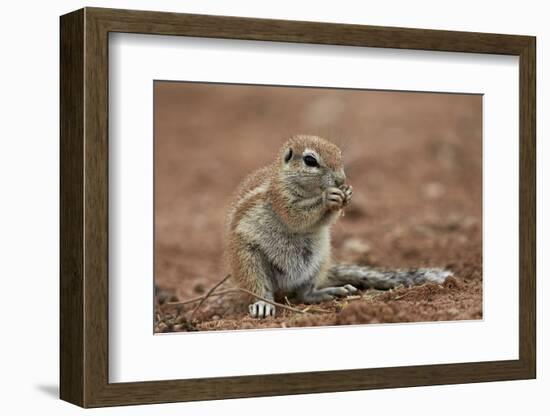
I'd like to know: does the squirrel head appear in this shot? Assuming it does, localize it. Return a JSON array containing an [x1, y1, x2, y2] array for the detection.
[[277, 135, 346, 195]]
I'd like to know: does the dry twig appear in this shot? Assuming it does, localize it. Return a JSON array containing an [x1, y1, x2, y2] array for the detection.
[[189, 274, 231, 322], [165, 276, 333, 318]]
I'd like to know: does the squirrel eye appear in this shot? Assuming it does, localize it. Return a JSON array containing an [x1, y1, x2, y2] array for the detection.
[[303, 155, 319, 167]]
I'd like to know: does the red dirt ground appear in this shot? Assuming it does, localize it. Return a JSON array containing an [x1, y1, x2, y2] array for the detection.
[[153, 82, 482, 332]]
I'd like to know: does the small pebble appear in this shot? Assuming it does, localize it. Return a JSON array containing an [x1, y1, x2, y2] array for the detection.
[[156, 322, 169, 333], [194, 283, 206, 294], [448, 308, 460, 315]]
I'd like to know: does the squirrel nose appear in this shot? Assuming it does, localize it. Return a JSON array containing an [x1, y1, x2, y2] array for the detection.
[[334, 172, 346, 187]]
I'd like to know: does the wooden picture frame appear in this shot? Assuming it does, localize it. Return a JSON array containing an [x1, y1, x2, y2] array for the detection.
[[60, 7, 536, 408]]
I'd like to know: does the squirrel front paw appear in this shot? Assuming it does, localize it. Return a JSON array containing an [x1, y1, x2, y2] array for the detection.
[[325, 187, 346, 210], [248, 301, 276, 318], [340, 184, 353, 206]]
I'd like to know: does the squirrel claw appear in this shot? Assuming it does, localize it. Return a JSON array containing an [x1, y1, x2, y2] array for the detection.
[[249, 301, 276, 319]]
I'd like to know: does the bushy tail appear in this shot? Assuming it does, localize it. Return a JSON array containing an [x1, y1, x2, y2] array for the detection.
[[324, 264, 453, 290]]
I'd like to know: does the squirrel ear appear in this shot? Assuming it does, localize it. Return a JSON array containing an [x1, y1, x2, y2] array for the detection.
[[284, 148, 293, 163]]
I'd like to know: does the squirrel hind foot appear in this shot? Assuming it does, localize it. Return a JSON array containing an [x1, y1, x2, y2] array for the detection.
[[298, 284, 358, 304], [248, 301, 276, 319]]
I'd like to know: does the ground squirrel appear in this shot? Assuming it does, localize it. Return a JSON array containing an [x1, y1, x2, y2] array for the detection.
[[226, 135, 452, 318]]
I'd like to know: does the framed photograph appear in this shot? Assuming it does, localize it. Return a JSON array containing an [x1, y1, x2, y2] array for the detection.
[[60, 7, 536, 408]]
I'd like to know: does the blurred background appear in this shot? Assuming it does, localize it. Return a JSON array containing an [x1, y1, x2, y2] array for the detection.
[[154, 81, 482, 331]]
